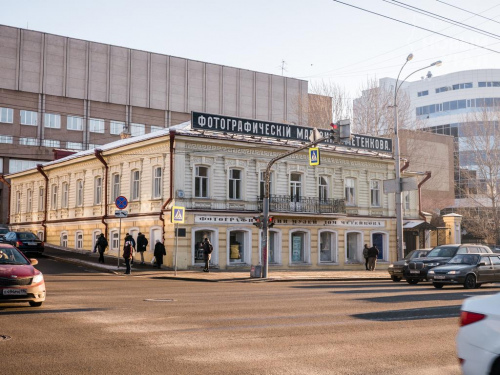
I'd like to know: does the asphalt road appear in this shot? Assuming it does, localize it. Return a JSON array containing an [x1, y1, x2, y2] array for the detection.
[[2, 256, 499, 375]]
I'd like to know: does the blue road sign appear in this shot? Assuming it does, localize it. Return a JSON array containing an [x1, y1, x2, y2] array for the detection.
[[309, 147, 320, 166], [115, 196, 128, 209], [172, 206, 185, 224]]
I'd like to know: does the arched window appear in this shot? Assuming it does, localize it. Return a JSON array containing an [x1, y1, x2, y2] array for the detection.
[[345, 231, 363, 263], [319, 230, 337, 263], [75, 231, 83, 250], [290, 229, 310, 264], [60, 232, 68, 247], [61, 182, 69, 208]]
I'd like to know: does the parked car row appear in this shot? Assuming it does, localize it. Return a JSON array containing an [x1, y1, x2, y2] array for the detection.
[[388, 244, 500, 289]]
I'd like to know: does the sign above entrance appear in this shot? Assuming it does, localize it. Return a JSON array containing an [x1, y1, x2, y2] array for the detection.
[[191, 111, 392, 153]]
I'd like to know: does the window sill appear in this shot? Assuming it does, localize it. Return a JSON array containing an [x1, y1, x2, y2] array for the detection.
[[289, 262, 312, 267], [318, 262, 340, 266]]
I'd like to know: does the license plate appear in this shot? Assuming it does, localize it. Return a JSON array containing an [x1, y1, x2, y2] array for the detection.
[[2, 289, 27, 296], [434, 275, 446, 280], [410, 270, 420, 274], [28, 242, 37, 246]]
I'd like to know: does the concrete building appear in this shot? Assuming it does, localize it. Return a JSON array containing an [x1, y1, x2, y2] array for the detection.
[[0, 24, 316, 225], [6, 112, 430, 270]]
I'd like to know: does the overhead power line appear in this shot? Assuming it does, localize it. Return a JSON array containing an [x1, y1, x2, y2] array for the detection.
[[331, 0, 500, 54], [384, 0, 500, 41], [436, 0, 500, 25]]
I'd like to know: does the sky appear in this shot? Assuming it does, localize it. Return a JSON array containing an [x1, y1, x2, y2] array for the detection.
[[2, 0, 500, 99]]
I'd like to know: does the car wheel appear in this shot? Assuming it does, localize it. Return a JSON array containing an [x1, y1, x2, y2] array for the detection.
[[464, 274, 477, 289], [432, 283, 444, 289], [406, 279, 419, 285], [29, 301, 43, 307], [391, 276, 402, 282]]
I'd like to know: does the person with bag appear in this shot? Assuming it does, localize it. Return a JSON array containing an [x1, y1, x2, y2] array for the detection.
[[202, 237, 213, 273], [123, 240, 133, 274], [153, 239, 166, 269], [136, 232, 148, 265], [124, 233, 136, 265], [94, 233, 108, 264]]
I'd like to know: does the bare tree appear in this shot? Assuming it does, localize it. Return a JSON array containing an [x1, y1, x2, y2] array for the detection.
[[457, 106, 500, 244]]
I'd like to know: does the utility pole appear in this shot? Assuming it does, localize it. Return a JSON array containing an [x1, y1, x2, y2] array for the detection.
[[261, 131, 335, 278]]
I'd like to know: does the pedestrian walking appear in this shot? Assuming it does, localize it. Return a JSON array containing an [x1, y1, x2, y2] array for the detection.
[[362, 244, 370, 270], [123, 240, 133, 274], [94, 233, 108, 264], [137, 232, 148, 265], [124, 233, 136, 265], [367, 245, 380, 271], [202, 238, 213, 272], [154, 240, 166, 269]]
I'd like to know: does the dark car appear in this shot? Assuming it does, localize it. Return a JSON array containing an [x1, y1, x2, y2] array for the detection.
[[428, 254, 500, 289], [388, 249, 431, 282], [0, 243, 46, 307], [403, 244, 492, 285], [3, 231, 44, 255]]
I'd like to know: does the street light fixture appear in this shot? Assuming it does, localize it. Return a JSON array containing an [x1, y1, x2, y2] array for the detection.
[[393, 55, 442, 261]]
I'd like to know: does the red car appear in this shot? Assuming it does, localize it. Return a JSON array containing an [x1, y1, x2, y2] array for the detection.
[[0, 243, 46, 307]]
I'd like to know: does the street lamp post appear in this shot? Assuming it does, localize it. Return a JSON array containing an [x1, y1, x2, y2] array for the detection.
[[393, 54, 442, 260]]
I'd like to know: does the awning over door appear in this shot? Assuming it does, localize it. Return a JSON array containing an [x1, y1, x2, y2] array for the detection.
[[403, 220, 436, 230]]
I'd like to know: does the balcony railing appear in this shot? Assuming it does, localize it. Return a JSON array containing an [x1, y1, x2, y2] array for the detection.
[[175, 195, 346, 214], [259, 195, 346, 214]]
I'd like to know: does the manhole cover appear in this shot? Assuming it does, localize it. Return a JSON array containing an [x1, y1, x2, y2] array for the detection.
[[0, 335, 12, 341], [144, 298, 175, 302]]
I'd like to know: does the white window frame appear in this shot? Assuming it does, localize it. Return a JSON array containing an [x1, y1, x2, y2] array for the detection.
[[110, 230, 119, 251], [370, 180, 381, 207], [60, 232, 68, 247], [51, 184, 58, 209], [131, 123, 145, 137], [345, 231, 363, 263], [44, 113, 61, 129], [289, 229, 311, 264], [110, 121, 124, 135], [19, 137, 37, 146], [21, 110, 37, 126], [38, 187, 45, 211], [131, 170, 141, 200], [76, 180, 84, 207], [404, 192, 411, 210], [0, 136, 13, 144], [345, 178, 356, 206], [67, 115, 83, 131], [228, 168, 243, 200], [227, 227, 252, 265], [290, 173, 302, 202], [62, 182, 69, 208], [150, 125, 163, 133], [66, 142, 83, 150], [194, 166, 209, 198], [15, 191, 21, 214], [94, 176, 102, 205], [42, 139, 60, 148], [152, 166, 162, 199], [318, 230, 338, 264], [26, 189, 32, 213], [112, 173, 120, 201], [319, 176, 328, 202], [90, 118, 105, 133], [0, 107, 13, 123], [75, 231, 83, 250]]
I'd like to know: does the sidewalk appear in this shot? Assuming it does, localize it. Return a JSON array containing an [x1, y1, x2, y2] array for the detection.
[[43, 246, 390, 282]]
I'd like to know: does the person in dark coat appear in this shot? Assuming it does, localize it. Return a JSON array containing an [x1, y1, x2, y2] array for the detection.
[[367, 245, 380, 271], [154, 240, 166, 269], [123, 240, 133, 274], [202, 238, 213, 273], [136, 232, 148, 265], [94, 233, 108, 264], [362, 244, 369, 271], [124, 233, 136, 264]]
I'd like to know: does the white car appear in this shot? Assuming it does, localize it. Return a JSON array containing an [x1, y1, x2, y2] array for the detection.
[[456, 292, 500, 374]]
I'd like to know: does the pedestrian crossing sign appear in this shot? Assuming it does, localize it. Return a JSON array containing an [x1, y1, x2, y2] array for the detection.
[[309, 147, 320, 166], [172, 206, 185, 223]]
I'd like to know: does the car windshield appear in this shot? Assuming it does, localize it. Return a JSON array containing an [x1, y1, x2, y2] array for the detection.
[[427, 246, 458, 258], [448, 254, 480, 265], [0, 229, 8, 235], [18, 232, 38, 240], [404, 251, 416, 260], [0, 247, 29, 265]]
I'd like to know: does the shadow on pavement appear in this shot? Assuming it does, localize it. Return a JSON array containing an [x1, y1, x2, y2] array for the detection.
[[0, 307, 107, 315], [355, 290, 498, 304], [292, 282, 400, 290], [352, 305, 461, 321]]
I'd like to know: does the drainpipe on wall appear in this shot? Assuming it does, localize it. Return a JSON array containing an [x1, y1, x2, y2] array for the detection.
[[36, 164, 49, 240], [0, 174, 11, 225], [159, 131, 175, 242], [95, 149, 109, 236], [418, 171, 432, 221], [401, 160, 410, 172]]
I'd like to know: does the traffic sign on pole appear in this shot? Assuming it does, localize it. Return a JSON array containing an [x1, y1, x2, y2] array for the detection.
[[171, 206, 185, 224], [309, 147, 320, 166], [115, 196, 128, 209], [115, 210, 128, 218]]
